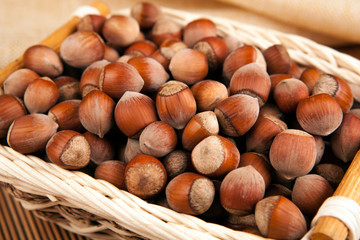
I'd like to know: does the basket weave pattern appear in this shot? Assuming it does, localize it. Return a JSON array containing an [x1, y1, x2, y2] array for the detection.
[[1, 7, 360, 240]]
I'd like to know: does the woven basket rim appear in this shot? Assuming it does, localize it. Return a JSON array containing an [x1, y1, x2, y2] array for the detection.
[[1, 6, 360, 240]]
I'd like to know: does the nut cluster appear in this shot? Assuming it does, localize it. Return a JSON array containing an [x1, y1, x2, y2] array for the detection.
[[1, 2, 356, 239]]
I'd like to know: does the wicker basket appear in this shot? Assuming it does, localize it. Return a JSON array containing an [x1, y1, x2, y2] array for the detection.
[[1, 2, 360, 240]]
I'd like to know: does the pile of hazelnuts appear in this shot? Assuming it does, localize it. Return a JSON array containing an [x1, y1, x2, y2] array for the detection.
[[0, 2, 358, 239]]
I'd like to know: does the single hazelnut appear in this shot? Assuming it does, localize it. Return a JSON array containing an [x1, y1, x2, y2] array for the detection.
[[3, 68, 40, 98], [23, 77, 59, 114], [7, 113, 58, 154], [314, 135, 325, 165], [0, 94, 27, 138], [124, 138, 143, 163], [183, 18, 217, 47], [166, 172, 215, 215], [296, 93, 343, 136], [60, 31, 105, 69], [95, 160, 126, 189], [246, 114, 287, 154], [299, 67, 323, 92], [262, 44, 291, 74], [124, 40, 157, 57], [238, 152, 273, 188], [149, 18, 182, 46], [163, 150, 192, 179], [269, 73, 293, 93], [314, 163, 344, 187], [103, 45, 120, 62], [125, 154, 167, 199], [80, 59, 110, 97], [139, 121, 178, 158], [229, 62, 271, 106], [150, 49, 170, 70], [77, 14, 106, 33], [273, 78, 309, 113], [156, 81, 197, 130], [48, 99, 83, 132], [191, 80, 228, 112], [259, 103, 283, 119], [54, 76, 81, 101], [169, 48, 208, 85], [287, 61, 303, 79], [214, 94, 259, 137], [192, 135, 240, 178], [127, 56, 169, 93], [223, 35, 244, 53], [182, 111, 219, 151], [312, 74, 353, 112], [269, 129, 316, 180], [130, 2, 162, 29], [193, 36, 228, 71], [265, 184, 292, 199], [102, 15, 140, 48], [23, 45, 63, 77], [220, 165, 265, 215], [46, 130, 91, 169], [255, 195, 307, 239], [78, 90, 115, 138], [292, 174, 333, 217], [114, 91, 158, 138], [83, 131, 115, 165], [331, 109, 360, 162], [100, 62, 144, 99], [222, 45, 266, 85]]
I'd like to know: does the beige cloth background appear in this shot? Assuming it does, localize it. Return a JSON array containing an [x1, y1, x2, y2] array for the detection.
[[1, 0, 360, 69]]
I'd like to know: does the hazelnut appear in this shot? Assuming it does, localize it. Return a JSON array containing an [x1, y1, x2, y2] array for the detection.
[[103, 45, 120, 62], [0, 94, 27, 138], [100, 62, 144, 99], [156, 81, 197, 130], [83, 131, 115, 165], [315, 163, 344, 187], [102, 15, 140, 48], [296, 93, 343, 136], [191, 135, 240, 178], [273, 78, 309, 113], [220, 165, 265, 215], [183, 18, 217, 47], [130, 2, 162, 29], [60, 31, 105, 69], [127, 56, 169, 93], [246, 114, 287, 154], [125, 154, 167, 199], [7, 113, 58, 154], [223, 35, 244, 53], [150, 39, 187, 70], [3, 68, 39, 98], [314, 136, 325, 165], [139, 121, 178, 158], [46, 130, 91, 169], [229, 62, 271, 106], [95, 160, 126, 189], [222, 45, 266, 85], [77, 14, 106, 34], [166, 172, 215, 215], [23, 45, 63, 77], [331, 109, 360, 162], [78, 90, 115, 138], [292, 174, 333, 217], [54, 76, 81, 101], [269, 129, 316, 180], [124, 40, 157, 57], [191, 80, 228, 112], [312, 74, 353, 112], [124, 138, 143, 163], [238, 152, 273, 188], [214, 94, 259, 137], [269, 73, 293, 93], [255, 195, 307, 239], [287, 61, 303, 79], [80, 59, 110, 97], [262, 44, 291, 74], [193, 36, 228, 71], [48, 99, 83, 132], [169, 48, 208, 85], [149, 18, 182, 46], [23, 77, 59, 114], [163, 150, 192, 179], [182, 111, 219, 151], [114, 91, 158, 138], [300, 67, 323, 92], [265, 184, 292, 199]]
